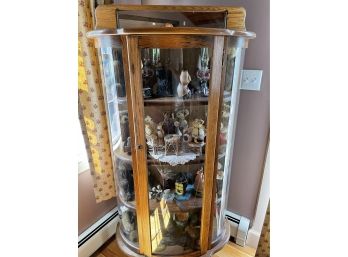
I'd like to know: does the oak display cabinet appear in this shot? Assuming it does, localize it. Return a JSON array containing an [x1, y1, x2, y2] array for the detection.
[[88, 5, 255, 257]]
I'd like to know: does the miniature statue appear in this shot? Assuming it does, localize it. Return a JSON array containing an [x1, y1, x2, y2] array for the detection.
[[156, 122, 165, 146], [175, 173, 188, 196], [144, 115, 159, 154], [162, 112, 176, 134], [149, 185, 163, 201], [190, 118, 206, 143], [177, 70, 191, 98], [162, 189, 175, 201], [194, 167, 204, 197], [159, 169, 177, 189], [174, 109, 189, 136]]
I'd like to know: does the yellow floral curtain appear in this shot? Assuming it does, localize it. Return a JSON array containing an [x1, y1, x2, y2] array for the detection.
[[78, 0, 116, 202]]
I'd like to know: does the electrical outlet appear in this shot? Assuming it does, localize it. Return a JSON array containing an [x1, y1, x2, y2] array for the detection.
[[241, 69, 263, 91]]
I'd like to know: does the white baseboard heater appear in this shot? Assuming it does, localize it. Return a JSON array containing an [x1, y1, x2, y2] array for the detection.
[[78, 207, 119, 257], [78, 209, 250, 257], [225, 210, 250, 247]]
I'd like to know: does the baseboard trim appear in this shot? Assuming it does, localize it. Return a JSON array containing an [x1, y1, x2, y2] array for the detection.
[[246, 228, 261, 249], [78, 208, 119, 257]]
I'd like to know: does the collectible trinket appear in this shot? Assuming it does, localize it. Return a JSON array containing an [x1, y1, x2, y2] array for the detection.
[[194, 167, 204, 197], [177, 70, 191, 98], [175, 174, 188, 196]]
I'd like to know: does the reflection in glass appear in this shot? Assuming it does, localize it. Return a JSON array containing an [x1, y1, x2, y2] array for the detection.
[[140, 47, 216, 254]]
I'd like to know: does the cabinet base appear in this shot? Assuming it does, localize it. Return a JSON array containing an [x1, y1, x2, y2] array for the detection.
[[115, 219, 230, 257]]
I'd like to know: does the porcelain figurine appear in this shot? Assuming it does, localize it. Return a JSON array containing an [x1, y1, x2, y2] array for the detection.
[[177, 70, 191, 98], [190, 118, 206, 143], [174, 109, 189, 136], [144, 116, 159, 154], [156, 122, 165, 146]]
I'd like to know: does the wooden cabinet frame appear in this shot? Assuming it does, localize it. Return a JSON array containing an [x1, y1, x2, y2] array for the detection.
[[87, 4, 255, 257], [121, 34, 227, 256]]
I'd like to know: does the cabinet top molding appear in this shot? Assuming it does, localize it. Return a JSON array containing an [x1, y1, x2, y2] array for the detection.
[[95, 4, 247, 31], [87, 27, 255, 39]]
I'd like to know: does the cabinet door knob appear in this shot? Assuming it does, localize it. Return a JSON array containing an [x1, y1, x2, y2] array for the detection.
[[137, 144, 143, 150]]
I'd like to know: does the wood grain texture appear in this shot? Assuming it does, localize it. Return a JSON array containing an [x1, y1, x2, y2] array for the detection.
[[125, 36, 152, 257], [121, 35, 144, 254], [122, 35, 152, 255], [138, 35, 212, 49], [200, 36, 225, 254], [94, 5, 246, 31]]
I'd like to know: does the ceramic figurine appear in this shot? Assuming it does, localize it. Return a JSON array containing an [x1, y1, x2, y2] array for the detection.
[[149, 185, 163, 201], [190, 119, 206, 143], [144, 116, 159, 154], [162, 112, 176, 134], [194, 167, 204, 197], [174, 109, 189, 136], [156, 122, 165, 146], [159, 169, 177, 189], [177, 70, 191, 99], [162, 189, 175, 201], [175, 174, 188, 196]]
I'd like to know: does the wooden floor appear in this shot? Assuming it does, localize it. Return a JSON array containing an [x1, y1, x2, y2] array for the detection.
[[91, 236, 256, 257]]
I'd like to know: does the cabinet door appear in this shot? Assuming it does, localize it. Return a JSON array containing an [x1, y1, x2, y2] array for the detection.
[[123, 35, 228, 256]]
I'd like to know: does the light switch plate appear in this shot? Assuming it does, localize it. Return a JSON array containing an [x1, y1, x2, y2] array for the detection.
[[241, 69, 263, 91]]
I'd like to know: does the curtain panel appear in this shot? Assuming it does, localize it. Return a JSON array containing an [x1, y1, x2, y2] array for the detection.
[[78, 0, 116, 203]]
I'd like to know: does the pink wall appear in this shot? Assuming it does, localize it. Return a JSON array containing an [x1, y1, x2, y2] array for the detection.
[[78, 170, 117, 235]]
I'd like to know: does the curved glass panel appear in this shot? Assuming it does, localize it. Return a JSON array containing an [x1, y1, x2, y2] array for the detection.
[[99, 46, 139, 245], [211, 40, 246, 241]]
